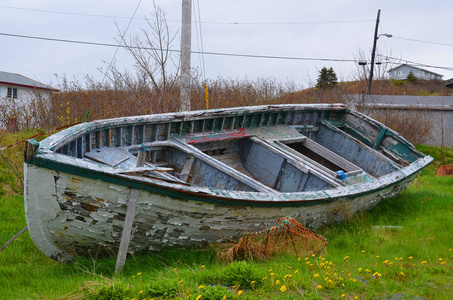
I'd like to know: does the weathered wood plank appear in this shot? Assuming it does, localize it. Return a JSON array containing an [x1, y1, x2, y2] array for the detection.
[[114, 188, 139, 274], [114, 148, 146, 273]]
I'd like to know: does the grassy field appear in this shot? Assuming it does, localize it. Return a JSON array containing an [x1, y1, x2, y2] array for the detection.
[[0, 141, 452, 299]]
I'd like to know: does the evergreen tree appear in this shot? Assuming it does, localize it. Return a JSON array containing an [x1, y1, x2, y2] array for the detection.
[[406, 71, 418, 84], [316, 67, 338, 89]]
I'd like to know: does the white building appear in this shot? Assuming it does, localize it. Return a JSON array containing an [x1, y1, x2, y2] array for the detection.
[[388, 64, 444, 81], [0, 71, 59, 129]]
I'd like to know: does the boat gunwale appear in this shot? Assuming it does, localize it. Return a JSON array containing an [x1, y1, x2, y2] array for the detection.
[[38, 104, 348, 152]]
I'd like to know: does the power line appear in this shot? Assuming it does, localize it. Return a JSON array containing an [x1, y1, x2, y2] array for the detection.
[[377, 54, 453, 72], [392, 36, 453, 47], [0, 5, 133, 20], [103, 0, 142, 83], [0, 32, 356, 63], [188, 20, 375, 25], [0, 5, 373, 25]]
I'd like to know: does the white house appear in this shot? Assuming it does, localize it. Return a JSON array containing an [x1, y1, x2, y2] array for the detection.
[[388, 64, 443, 81], [0, 71, 59, 129]]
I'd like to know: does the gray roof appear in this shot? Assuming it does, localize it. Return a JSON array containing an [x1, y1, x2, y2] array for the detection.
[[387, 64, 444, 77], [0, 71, 59, 91]]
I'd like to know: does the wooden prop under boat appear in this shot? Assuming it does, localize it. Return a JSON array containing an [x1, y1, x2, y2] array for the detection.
[[24, 104, 432, 261]]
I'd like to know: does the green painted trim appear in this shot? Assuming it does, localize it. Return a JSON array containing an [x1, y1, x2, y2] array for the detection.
[[374, 128, 388, 149]]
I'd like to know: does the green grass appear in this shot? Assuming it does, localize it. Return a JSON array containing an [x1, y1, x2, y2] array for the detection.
[[0, 143, 452, 299]]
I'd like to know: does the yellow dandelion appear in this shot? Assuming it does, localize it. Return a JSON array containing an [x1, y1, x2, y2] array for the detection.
[[400, 272, 405, 276], [201, 265, 205, 268], [314, 273, 320, 278], [196, 295, 202, 300], [174, 268, 178, 271], [270, 272, 275, 276], [294, 269, 299, 273], [341, 294, 346, 298], [344, 256, 349, 261], [262, 277, 267, 280], [139, 290, 143, 294], [276, 280, 281, 285], [317, 285, 323, 290], [179, 280, 183, 284], [280, 285, 287, 292], [199, 285, 204, 289], [376, 255, 379, 258], [439, 258, 443, 261], [409, 256, 413, 260], [137, 272, 141, 276], [223, 296, 227, 300], [354, 297, 358, 299], [132, 275, 135, 278], [305, 257, 309, 260], [358, 268, 363, 272], [361, 250, 365, 253], [441, 261, 446, 265], [269, 269, 273, 272], [187, 294, 192, 299], [284, 274, 292, 279], [298, 257, 301, 261], [312, 254, 316, 257], [251, 281, 256, 285], [422, 261, 427, 264], [238, 290, 243, 295]]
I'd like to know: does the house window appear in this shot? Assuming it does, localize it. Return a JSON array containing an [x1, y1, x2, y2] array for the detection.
[[7, 87, 18, 99]]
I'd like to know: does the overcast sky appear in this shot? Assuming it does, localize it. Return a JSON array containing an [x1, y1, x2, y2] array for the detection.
[[1, 0, 452, 89]]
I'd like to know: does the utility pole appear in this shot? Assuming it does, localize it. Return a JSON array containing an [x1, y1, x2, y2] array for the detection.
[[180, 0, 192, 111], [368, 9, 381, 95]]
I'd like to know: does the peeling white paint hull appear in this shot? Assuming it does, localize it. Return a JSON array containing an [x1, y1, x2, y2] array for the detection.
[[24, 104, 432, 261]]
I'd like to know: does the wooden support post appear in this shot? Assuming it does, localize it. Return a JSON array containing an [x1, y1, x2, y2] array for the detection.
[[0, 226, 28, 252], [115, 188, 139, 274], [115, 149, 146, 274]]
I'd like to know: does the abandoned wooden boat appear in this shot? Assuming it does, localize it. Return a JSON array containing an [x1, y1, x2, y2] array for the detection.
[[24, 104, 432, 261]]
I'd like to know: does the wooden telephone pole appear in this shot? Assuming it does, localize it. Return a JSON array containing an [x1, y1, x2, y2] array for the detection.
[[180, 0, 192, 111], [368, 9, 381, 95]]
